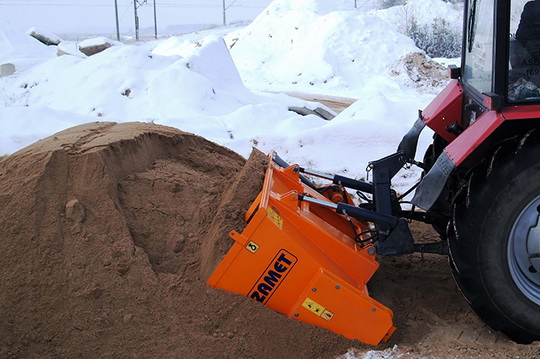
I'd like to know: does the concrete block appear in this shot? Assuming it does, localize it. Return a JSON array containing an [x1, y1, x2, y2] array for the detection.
[[0, 63, 16, 77]]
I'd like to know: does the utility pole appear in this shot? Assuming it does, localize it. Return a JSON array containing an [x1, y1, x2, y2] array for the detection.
[[133, 0, 139, 41], [153, 0, 157, 39], [133, 0, 147, 41], [114, 0, 120, 41], [222, 0, 226, 26], [222, 0, 238, 26]]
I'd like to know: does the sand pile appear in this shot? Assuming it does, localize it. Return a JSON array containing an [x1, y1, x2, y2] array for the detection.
[[2, 121, 540, 359], [0, 122, 355, 359]]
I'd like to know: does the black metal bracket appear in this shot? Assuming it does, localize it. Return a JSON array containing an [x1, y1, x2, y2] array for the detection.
[[368, 151, 409, 236], [274, 150, 430, 256], [376, 219, 415, 255]]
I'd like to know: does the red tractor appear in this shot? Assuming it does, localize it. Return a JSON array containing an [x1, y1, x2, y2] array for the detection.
[[209, 0, 540, 345], [407, 0, 540, 344]]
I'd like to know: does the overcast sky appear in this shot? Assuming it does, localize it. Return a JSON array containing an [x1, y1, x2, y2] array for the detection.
[[0, 0, 271, 35]]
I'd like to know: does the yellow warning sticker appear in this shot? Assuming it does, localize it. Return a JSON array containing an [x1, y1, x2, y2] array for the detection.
[[321, 309, 334, 321], [302, 297, 326, 317], [245, 241, 259, 254], [267, 207, 283, 230]]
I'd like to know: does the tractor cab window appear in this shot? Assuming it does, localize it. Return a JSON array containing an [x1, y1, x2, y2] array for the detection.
[[508, 0, 540, 101], [463, 0, 495, 95]]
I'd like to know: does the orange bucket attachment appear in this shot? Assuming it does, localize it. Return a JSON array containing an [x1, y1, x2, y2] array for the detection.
[[206, 152, 395, 345]]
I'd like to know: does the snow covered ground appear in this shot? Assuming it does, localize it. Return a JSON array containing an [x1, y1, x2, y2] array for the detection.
[[0, 0, 461, 195]]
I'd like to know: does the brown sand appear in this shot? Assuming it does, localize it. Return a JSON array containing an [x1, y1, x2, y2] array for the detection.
[[1, 122, 539, 359]]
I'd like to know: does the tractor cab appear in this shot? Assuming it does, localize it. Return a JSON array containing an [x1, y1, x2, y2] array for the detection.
[[409, 0, 540, 211], [462, 0, 540, 108]]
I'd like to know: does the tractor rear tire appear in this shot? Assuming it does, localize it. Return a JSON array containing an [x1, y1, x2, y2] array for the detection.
[[450, 129, 540, 344]]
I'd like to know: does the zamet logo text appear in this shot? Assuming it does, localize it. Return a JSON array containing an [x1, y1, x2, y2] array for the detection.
[[249, 249, 297, 304]]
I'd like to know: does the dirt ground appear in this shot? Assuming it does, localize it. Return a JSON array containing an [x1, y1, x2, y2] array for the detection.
[[1, 122, 539, 359], [359, 222, 540, 358]]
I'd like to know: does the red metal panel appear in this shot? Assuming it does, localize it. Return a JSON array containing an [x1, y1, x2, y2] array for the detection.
[[502, 104, 540, 120], [444, 110, 505, 166], [422, 79, 464, 143]]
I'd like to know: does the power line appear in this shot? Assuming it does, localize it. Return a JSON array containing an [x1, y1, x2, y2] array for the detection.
[[0, 0, 270, 5], [0, 0, 272, 39], [0, 3, 113, 6], [0, 3, 268, 7]]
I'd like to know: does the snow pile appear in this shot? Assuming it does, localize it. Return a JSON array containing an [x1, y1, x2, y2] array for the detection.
[[0, 22, 56, 64], [153, 35, 250, 96], [375, 0, 462, 33], [260, 74, 434, 188], [0, 0, 449, 192], [225, 0, 420, 96], [0, 31, 329, 159], [27, 27, 62, 46], [78, 36, 120, 56]]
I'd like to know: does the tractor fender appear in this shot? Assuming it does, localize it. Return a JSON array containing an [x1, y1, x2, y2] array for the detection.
[[397, 80, 463, 160], [421, 79, 464, 143], [412, 110, 505, 210]]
